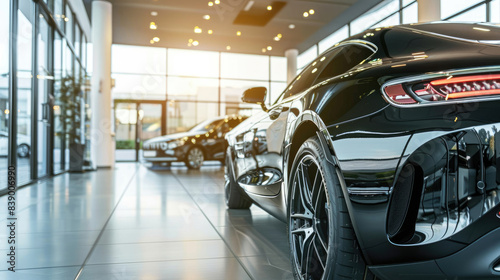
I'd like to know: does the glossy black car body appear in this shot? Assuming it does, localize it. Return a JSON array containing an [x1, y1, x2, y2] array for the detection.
[[143, 115, 247, 169], [224, 22, 500, 279]]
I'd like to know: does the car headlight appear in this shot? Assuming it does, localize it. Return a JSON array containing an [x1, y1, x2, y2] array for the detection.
[[168, 139, 185, 149]]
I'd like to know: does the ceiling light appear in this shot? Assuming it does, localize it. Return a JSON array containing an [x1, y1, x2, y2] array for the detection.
[[309, 9, 315, 15], [215, 0, 220, 4], [274, 36, 280, 41], [289, 24, 295, 29], [244, 1, 254, 11], [188, 38, 193, 43], [226, 46, 231, 50], [267, 46, 272, 51], [267, 5, 272, 11], [194, 26, 202, 33], [236, 31, 241, 36], [303, 12, 309, 17], [150, 22, 157, 29], [153, 37, 160, 42], [151, 11, 158, 16], [262, 48, 267, 53], [277, 33, 282, 38], [150, 40, 154, 44], [203, 15, 210, 20], [208, 1, 214, 6], [192, 40, 199, 46], [208, 29, 213, 34]]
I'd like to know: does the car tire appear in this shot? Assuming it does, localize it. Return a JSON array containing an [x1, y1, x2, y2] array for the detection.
[[17, 144, 30, 158], [288, 135, 375, 280], [225, 151, 252, 209], [185, 146, 204, 169]]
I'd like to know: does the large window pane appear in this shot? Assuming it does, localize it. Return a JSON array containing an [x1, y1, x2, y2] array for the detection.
[[491, 0, 499, 23], [74, 23, 81, 59], [221, 53, 269, 80], [402, 2, 418, 24], [53, 33, 64, 173], [166, 102, 219, 134], [112, 74, 166, 100], [64, 4, 73, 45], [319, 25, 349, 54], [167, 77, 218, 101], [54, 0, 64, 31], [447, 4, 486, 22], [351, 0, 399, 34], [441, 0, 484, 19], [18, 0, 34, 185], [372, 13, 400, 29], [0, 0, 9, 191], [297, 45, 318, 70], [270, 82, 287, 105], [37, 14, 51, 177], [112, 44, 166, 75], [270, 56, 286, 82], [168, 49, 219, 78]]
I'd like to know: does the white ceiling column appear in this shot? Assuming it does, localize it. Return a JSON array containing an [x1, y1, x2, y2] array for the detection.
[[418, 0, 441, 22]]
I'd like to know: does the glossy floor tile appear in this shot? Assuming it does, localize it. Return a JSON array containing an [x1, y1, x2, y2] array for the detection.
[[0, 163, 291, 279]]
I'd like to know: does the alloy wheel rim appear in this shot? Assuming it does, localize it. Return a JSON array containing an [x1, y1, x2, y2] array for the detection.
[[188, 147, 204, 168], [290, 155, 330, 280]]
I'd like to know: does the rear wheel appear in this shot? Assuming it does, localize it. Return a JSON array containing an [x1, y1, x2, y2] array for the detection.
[[288, 136, 374, 280], [185, 146, 204, 169]]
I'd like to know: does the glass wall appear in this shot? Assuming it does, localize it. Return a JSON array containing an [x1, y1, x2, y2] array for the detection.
[[0, 0, 91, 193], [111, 45, 287, 136], [0, 0, 9, 192]]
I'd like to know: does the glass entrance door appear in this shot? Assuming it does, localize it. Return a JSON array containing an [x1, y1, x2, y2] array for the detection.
[[36, 13, 51, 177], [115, 102, 137, 161], [137, 103, 163, 161], [115, 102, 164, 162]]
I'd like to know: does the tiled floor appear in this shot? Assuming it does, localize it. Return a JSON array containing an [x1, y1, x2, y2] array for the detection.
[[0, 163, 292, 280]]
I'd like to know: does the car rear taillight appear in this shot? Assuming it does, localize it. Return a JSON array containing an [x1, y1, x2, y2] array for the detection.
[[384, 74, 500, 105]]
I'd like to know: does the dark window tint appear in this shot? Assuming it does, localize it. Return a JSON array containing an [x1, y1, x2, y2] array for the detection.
[[315, 44, 374, 83], [279, 44, 373, 101]]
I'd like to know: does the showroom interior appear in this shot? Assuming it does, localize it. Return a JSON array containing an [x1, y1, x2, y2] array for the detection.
[[0, 0, 499, 279]]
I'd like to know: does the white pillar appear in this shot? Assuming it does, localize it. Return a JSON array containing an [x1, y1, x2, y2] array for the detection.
[[418, 0, 441, 22], [91, 1, 114, 168], [284, 49, 299, 85]]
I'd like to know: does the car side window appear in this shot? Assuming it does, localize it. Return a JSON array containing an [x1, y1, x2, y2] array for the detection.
[[314, 44, 374, 84], [274, 43, 374, 104]]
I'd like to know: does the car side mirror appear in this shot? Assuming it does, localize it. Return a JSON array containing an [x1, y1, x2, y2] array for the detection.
[[242, 87, 268, 112]]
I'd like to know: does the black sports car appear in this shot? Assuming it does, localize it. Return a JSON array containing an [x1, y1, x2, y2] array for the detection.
[[224, 22, 500, 280], [143, 115, 247, 169]]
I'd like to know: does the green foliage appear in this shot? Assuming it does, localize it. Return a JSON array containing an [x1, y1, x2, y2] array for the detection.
[[116, 140, 135, 149], [55, 75, 82, 145]]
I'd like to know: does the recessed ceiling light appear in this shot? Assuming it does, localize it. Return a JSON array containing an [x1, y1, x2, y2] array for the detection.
[[208, 29, 213, 34], [208, 1, 214, 6], [153, 37, 160, 42], [215, 0, 220, 4], [150, 22, 157, 29], [277, 33, 282, 38], [236, 31, 241, 36], [150, 40, 154, 44], [203, 15, 210, 20], [194, 26, 202, 33], [262, 48, 267, 53], [267, 5, 272, 11], [289, 24, 295, 29], [188, 39, 193, 43], [226, 46, 231, 50], [267, 46, 272, 51], [309, 9, 315, 15], [303, 12, 309, 17], [192, 40, 199, 46], [274, 36, 280, 41], [151, 11, 158, 16]]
